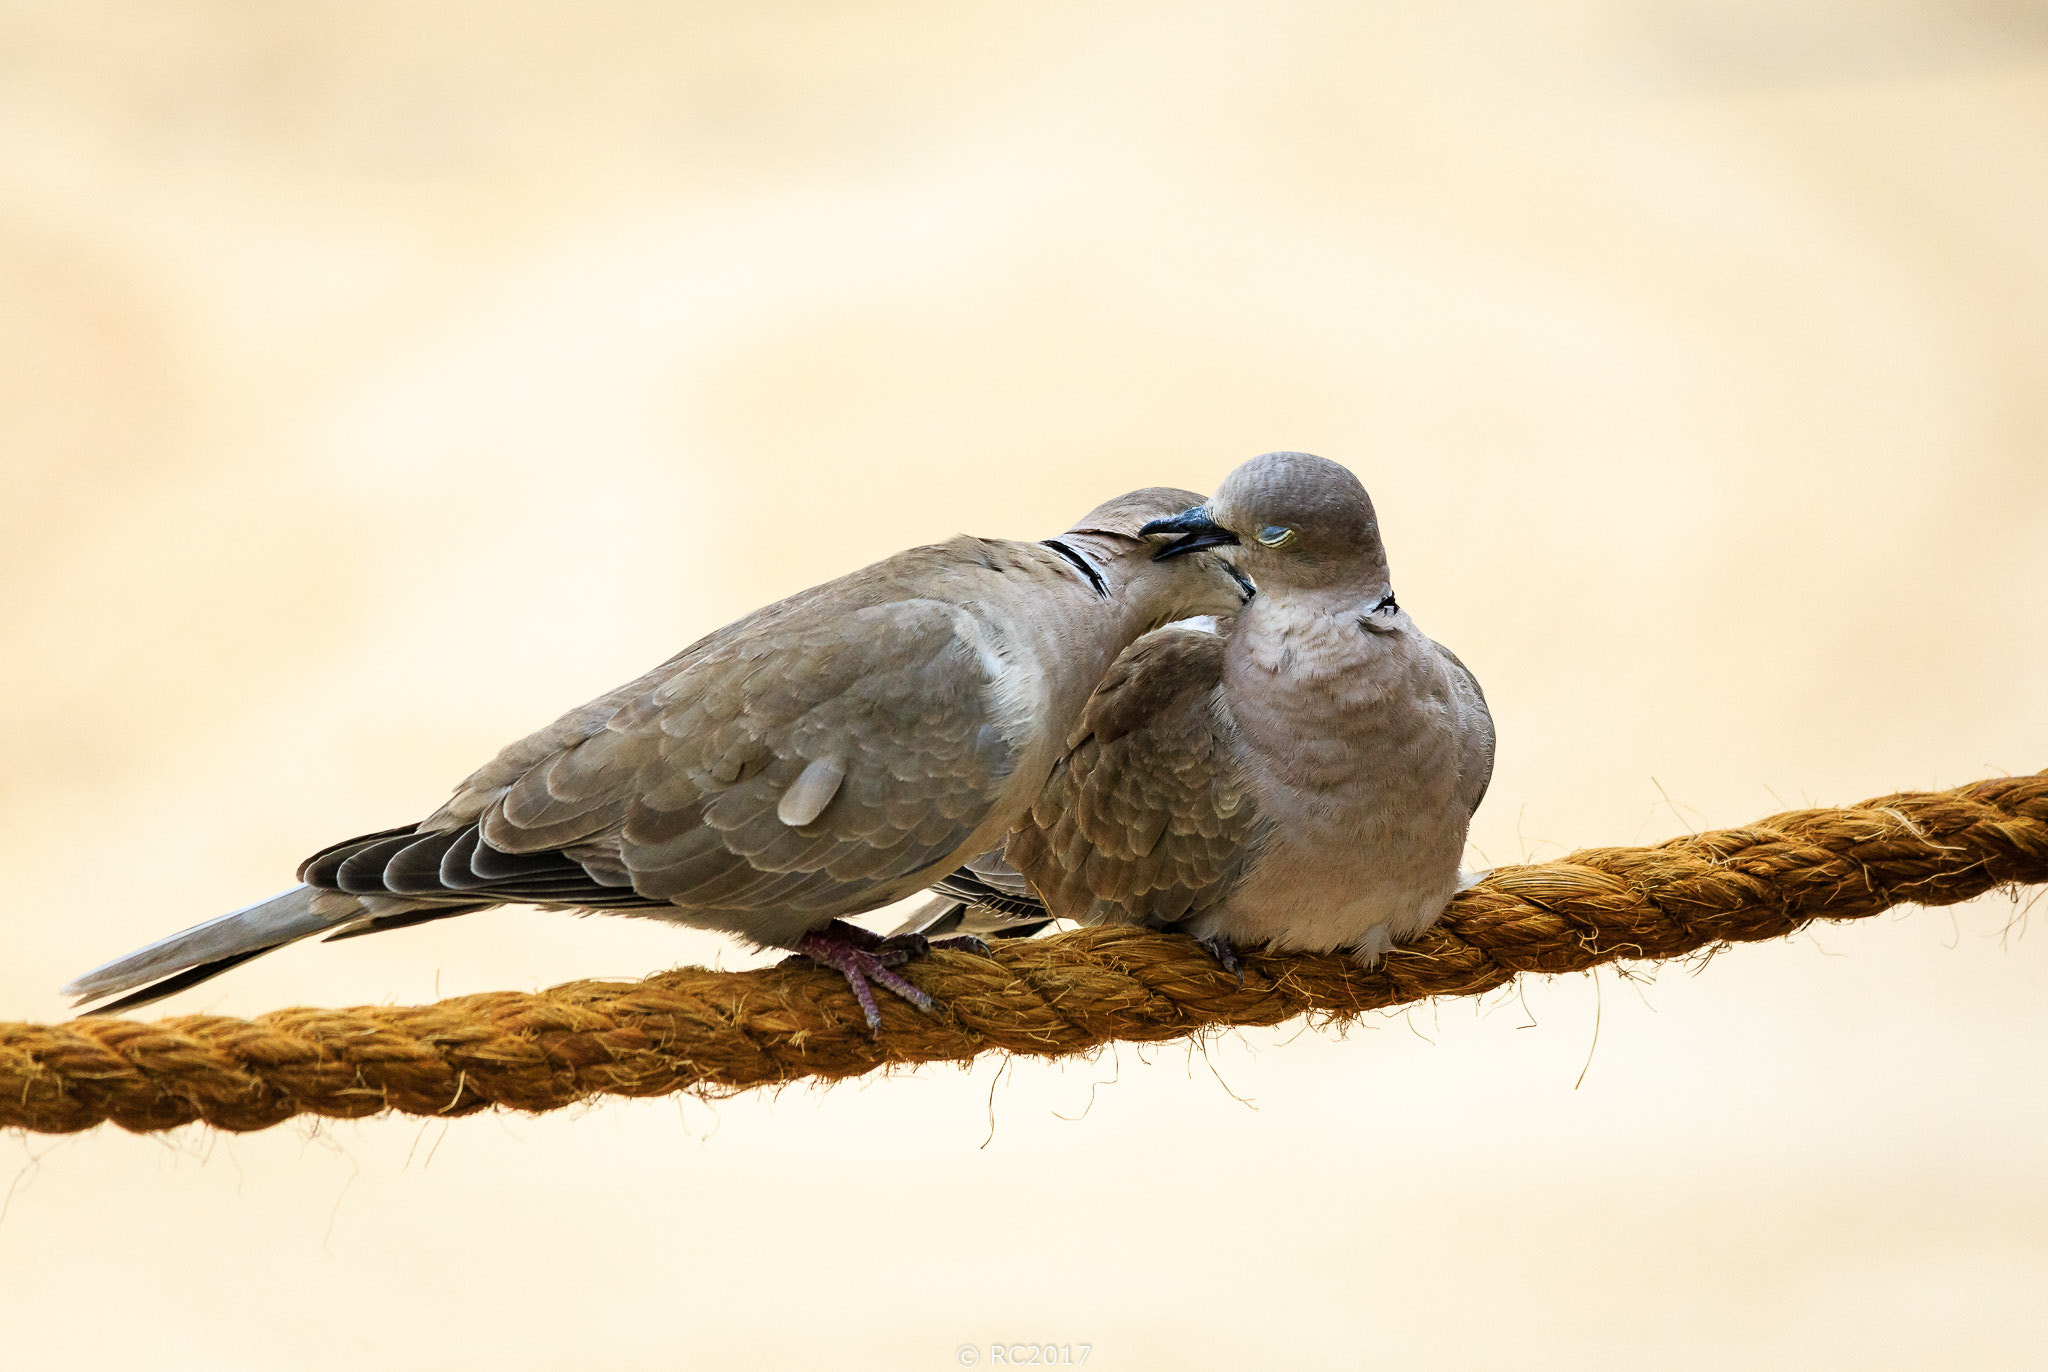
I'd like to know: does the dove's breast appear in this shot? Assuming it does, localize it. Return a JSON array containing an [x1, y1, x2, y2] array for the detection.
[[1197, 601, 1472, 955]]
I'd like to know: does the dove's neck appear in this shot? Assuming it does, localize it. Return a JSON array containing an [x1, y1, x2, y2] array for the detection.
[[992, 536, 1164, 716], [1045, 531, 1127, 587], [1049, 534, 1176, 634], [1227, 571, 1414, 692], [1243, 567, 1393, 623]]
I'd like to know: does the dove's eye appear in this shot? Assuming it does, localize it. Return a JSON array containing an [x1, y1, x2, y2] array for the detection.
[[1255, 525, 1295, 547]]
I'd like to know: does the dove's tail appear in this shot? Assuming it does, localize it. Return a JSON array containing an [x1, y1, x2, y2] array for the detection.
[[891, 893, 1057, 941], [892, 856, 1058, 941], [61, 885, 479, 1016]]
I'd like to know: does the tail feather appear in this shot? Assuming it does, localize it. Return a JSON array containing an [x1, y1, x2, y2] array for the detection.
[[85, 949, 277, 1017], [892, 851, 1059, 941], [320, 904, 484, 943], [62, 885, 372, 1009], [890, 890, 1057, 942]]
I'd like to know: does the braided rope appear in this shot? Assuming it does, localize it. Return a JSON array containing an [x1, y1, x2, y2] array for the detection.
[[4, 772, 2043, 1135]]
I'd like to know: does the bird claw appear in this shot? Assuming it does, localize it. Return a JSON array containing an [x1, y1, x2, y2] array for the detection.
[[854, 927, 993, 959], [788, 921, 938, 1032], [1196, 934, 1245, 983], [927, 933, 994, 956]]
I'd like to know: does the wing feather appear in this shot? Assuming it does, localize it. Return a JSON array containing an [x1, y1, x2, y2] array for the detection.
[[1007, 623, 1257, 929], [315, 563, 1033, 925], [1437, 644, 1495, 818]]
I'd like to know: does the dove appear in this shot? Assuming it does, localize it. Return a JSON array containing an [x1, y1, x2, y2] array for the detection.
[[926, 452, 1493, 966], [62, 486, 1253, 1028]]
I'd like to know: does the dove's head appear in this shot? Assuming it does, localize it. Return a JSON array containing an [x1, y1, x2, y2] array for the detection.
[[1145, 452, 1390, 597], [1055, 485, 1255, 625]]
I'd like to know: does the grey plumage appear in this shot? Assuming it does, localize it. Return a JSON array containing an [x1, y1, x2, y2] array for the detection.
[[890, 844, 1059, 940], [64, 487, 1250, 1012], [64, 887, 371, 1010], [976, 452, 1495, 961]]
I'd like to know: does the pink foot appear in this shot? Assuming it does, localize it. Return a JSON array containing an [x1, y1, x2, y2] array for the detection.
[[789, 920, 937, 1032]]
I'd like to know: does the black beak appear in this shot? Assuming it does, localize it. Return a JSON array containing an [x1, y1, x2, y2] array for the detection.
[[1140, 506, 1241, 561]]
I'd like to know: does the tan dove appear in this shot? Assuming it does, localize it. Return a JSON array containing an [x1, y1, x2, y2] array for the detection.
[[918, 452, 1493, 967], [63, 486, 1252, 1028]]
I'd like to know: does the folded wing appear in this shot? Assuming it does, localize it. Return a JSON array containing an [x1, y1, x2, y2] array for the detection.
[[1006, 622, 1258, 928], [306, 582, 1032, 943]]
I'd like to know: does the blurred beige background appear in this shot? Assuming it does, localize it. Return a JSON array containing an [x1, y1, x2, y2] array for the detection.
[[3, 1, 2046, 1367]]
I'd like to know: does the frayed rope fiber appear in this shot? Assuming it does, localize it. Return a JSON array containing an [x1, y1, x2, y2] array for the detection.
[[5, 772, 2044, 1135]]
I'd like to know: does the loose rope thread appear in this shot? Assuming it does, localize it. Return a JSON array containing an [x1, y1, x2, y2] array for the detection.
[[4, 772, 2043, 1136]]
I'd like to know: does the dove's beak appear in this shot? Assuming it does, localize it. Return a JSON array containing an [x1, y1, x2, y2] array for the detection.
[[1142, 506, 1241, 560]]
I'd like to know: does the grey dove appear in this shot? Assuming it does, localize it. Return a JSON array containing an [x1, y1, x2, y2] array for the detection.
[[916, 452, 1493, 965], [63, 486, 1252, 1028]]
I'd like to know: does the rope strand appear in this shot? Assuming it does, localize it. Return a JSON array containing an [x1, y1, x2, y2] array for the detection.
[[4, 772, 2042, 1135]]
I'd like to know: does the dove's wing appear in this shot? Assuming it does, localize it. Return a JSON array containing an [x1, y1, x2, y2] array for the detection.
[[1438, 644, 1494, 818], [303, 542, 1040, 945], [1005, 622, 1260, 929]]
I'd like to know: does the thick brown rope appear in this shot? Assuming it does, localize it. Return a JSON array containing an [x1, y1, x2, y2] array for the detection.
[[4, 772, 2043, 1135]]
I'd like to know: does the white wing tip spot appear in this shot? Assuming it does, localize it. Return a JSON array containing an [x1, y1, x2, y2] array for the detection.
[[777, 757, 847, 828]]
